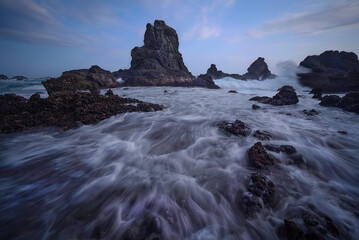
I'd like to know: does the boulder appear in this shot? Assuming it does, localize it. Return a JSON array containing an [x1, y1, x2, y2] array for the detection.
[[115, 20, 219, 89], [0, 91, 164, 133], [218, 120, 251, 136], [248, 142, 275, 169], [228, 90, 238, 93], [11, 75, 27, 80], [241, 57, 276, 80], [248, 173, 275, 203], [319, 92, 359, 114], [0, 74, 8, 80], [206, 64, 242, 80], [309, 88, 322, 99], [319, 95, 341, 107], [297, 50, 359, 93], [250, 85, 299, 106], [252, 104, 261, 110]]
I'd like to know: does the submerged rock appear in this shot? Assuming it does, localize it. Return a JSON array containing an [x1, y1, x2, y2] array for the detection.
[[239, 192, 262, 215], [264, 144, 296, 154], [206, 64, 242, 80], [253, 130, 272, 141], [297, 50, 359, 93], [121, 214, 162, 240], [250, 85, 299, 106], [0, 92, 164, 133], [248, 142, 275, 169], [241, 57, 276, 80], [219, 120, 251, 136], [114, 20, 219, 89]]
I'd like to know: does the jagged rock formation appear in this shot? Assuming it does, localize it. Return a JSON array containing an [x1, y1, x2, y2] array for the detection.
[[241, 57, 276, 80], [114, 20, 219, 89], [0, 74, 8, 80], [206, 64, 242, 80], [297, 50, 359, 93], [250, 86, 299, 106], [11, 76, 27, 80], [42, 65, 119, 95]]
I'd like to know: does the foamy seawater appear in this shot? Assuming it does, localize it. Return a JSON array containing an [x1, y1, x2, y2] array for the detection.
[[0, 76, 358, 239]]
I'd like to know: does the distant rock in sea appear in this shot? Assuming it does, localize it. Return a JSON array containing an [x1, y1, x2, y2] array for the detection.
[[114, 20, 219, 89], [250, 85, 299, 106], [0, 74, 8, 80], [42, 65, 119, 96], [297, 50, 359, 93], [11, 75, 27, 80], [206, 64, 242, 80], [241, 57, 276, 80]]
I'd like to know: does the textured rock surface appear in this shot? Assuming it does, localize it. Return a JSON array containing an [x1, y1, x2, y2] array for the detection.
[[241, 57, 276, 80], [253, 130, 272, 141], [250, 85, 299, 106], [319, 92, 359, 114], [0, 74, 8, 80], [248, 173, 275, 203], [42, 65, 119, 95], [115, 20, 219, 89], [0, 91, 164, 133], [297, 50, 359, 93], [219, 120, 251, 136], [248, 142, 275, 169], [206, 64, 242, 80]]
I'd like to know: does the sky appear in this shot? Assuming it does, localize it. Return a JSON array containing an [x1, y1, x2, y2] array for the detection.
[[0, 0, 359, 78]]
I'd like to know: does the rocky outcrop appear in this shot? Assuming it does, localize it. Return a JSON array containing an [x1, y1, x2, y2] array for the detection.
[[206, 64, 242, 80], [250, 85, 299, 106], [297, 50, 359, 93], [309, 88, 322, 99], [11, 75, 27, 80], [114, 20, 219, 89], [0, 91, 164, 133], [42, 65, 119, 95], [319, 92, 359, 114], [241, 57, 276, 80], [248, 142, 276, 169], [0, 74, 8, 80], [218, 120, 251, 136], [248, 173, 275, 203]]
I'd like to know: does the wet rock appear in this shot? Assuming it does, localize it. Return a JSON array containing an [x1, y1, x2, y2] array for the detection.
[[337, 92, 359, 113], [302, 212, 319, 227], [264, 144, 296, 154], [241, 57, 276, 80], [228, 90, 238, 93], [297, 50, 359, 93], [240, 193, 262, 215], [123, 87, 129, 90], [253, 130, 272, 141], [121, 214, 162, 240], [252, 104, 261, 110], [105, 89, 114, 97], [326, 218, 339, 236], [248, 142, 275, 169], [114, 20, 219, 89], [319, 95, 340, 107], [11, 75, 27, 80], [250, 85, 299, 106], [0, 74, 8, 80], [309, 88, 322, 99], [284, 219, 304, 240], [206, 64, 242, 80], [0, 92, 164, 133], [303, 109, 319, 116], [248, 173, 275, 203], [218, 120, 251, 136], [337, 130, 347, 135]]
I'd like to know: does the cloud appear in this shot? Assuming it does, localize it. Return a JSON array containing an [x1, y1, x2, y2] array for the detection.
[[183, 26, 220, 40], [248, 0, 359, 37]]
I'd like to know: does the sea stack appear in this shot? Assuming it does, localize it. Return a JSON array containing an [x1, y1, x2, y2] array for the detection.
[[206, 64, 242, 80], [115, 20, 219, 88], [241, 57, 276, 80], [297, 50, 359, 93]]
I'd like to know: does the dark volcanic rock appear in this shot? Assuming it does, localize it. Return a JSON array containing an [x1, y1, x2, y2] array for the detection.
[[0, 74, 8, 80], [0, 92, 164, 133], [219, 120, 251, 136], [248, 173, 275, 203], [319, 95, 341, 107], [309, 88, 322, 99], [248, 142, 275, 169], [241, 57, 276, 80], [206, 64, 242, 80], [253, 130, 272, 141], [252, 104, 261, 110], [42, 65, 119, 96], [297, 50, 359, 93], [114, 20, 219, 89], [250, 86, 298, 106], [228, 90, 238, 93], [11, 75, 27, 80]]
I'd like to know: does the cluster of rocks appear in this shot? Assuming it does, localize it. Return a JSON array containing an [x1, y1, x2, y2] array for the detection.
[[297, 50, 359, 93], [0, 74, 28, 80], [0, 90, 163, 133], [250, 86, 299, 106], [318, 92, 359, 114], [206, 57, 276, 81]]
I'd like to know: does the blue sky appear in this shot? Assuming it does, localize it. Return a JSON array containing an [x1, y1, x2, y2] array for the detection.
[[0, 0, 358, 78]]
